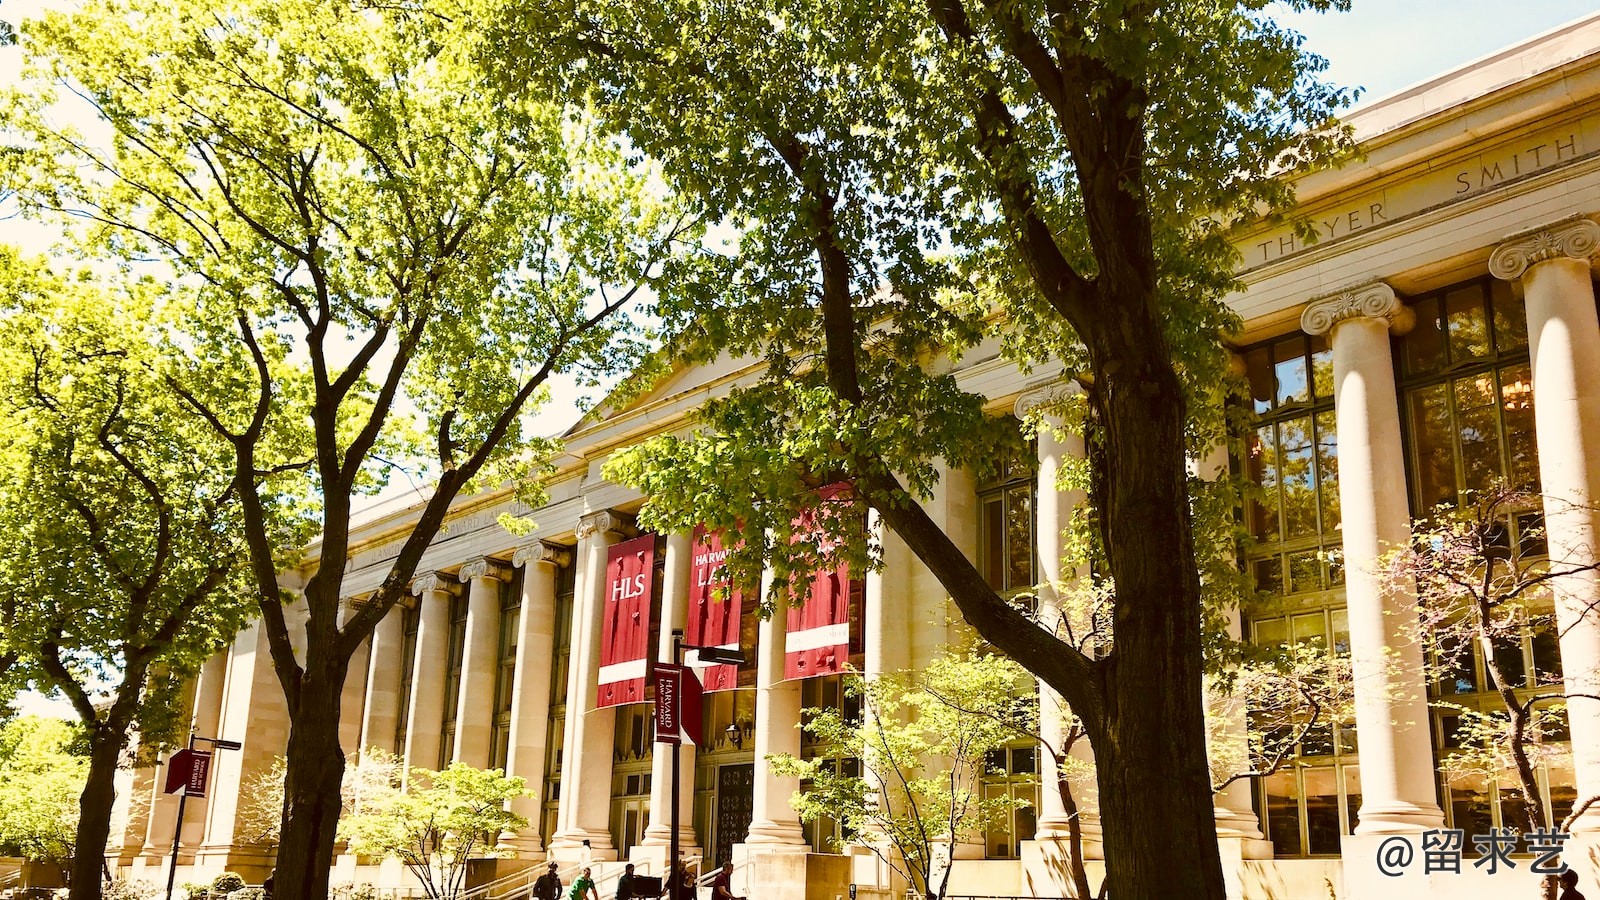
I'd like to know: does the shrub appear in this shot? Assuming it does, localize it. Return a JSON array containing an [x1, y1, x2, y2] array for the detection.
[[211, 873, 246, 896], [228, 888, 266, 900]]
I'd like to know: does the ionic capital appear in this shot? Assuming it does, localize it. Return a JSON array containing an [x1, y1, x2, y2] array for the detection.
[[458, 557, 509, 583], [1013, 380, 1083, 420], [1488, 215, 1600, 281], [1300, 280, 1413, 337], [410, 572, 453, 597], [513, 540, 573, 570], [576, 509, 634, 541]]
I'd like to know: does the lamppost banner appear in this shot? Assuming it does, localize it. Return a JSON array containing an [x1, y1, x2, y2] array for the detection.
[[162, 749, 213, 797], [652, 662, 703, 745], [599, 533, 657, 708], [687, 525, 743, 691]]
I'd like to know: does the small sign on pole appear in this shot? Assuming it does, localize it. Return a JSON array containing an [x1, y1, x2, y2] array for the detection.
[[654, 663, 683, 745], [162, 749, 213, 797], [653, 663, 705, 745]]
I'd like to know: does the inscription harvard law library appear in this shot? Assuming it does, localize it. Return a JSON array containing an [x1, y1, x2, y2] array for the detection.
[[1239, 113, 1597, 268]]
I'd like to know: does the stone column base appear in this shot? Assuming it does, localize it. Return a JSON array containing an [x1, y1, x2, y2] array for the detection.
[[495, 829, 547, 859], [630, 838, 703, 878], [548, 830, 619, 862], [1019, 838, 1105, 900], [1216, 835, 1276, 900], [733, 845, 845, 900]]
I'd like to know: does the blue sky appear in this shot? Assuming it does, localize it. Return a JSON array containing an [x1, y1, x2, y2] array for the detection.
[[1276, 0, 1600, 102]]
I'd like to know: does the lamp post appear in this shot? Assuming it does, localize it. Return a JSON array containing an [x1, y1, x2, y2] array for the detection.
[[165, 732, 243, 900], [663, 629, 745, 895]]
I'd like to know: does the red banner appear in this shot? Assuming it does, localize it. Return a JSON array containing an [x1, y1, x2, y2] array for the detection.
[[687, 525, 742, 692], [785, 484, 853, 680], [598, 533, 656, 708], [162, 748, 212, 797]]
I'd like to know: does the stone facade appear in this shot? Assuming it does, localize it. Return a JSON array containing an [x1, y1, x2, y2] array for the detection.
[[110, 11, 1600, 900]]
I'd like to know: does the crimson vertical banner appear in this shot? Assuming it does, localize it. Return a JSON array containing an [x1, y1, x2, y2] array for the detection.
[[785, 484, 853, 680], [687, 525, 743, 692], [598, 533, 656, 708]]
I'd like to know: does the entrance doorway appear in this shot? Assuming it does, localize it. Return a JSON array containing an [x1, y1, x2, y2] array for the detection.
[[713, 763, 754, 867]]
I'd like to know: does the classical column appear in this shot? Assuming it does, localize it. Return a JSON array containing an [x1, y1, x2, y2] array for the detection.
[[551, 510, 631, 857], [360, 600, 409, 756], [403, 573, 455, 776], [1192, 444, 1269, 852], [741, 567, 807, 847], [453, 557, 508, 767], [197, 619, 290, 874], [500, 540, 571, 855], [178, 651, 230, 852], [1301, 282, 1443, 833], [1491, 216, 1600, 830], [139, 676, 198, 864], [1018, 388, 1103, 856], [337, 599, 372, 758], [642, 531, 700, 855]]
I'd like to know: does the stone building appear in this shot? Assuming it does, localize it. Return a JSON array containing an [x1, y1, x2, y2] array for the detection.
[[108, 11, 1600, 900]]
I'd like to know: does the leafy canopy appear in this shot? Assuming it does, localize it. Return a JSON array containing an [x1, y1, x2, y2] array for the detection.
[[0, 716, 87, 864], [0, 248, 264, 746]]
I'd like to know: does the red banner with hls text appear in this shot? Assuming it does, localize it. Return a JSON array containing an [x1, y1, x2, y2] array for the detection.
[[598, 533, 656, 708], [687, 525, 742, 692], [785, 483, 853, 680]]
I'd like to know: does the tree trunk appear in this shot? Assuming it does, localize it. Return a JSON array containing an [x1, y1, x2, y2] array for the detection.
[[1084, 331, 1226, 900], [69, 727, 130, 900], [1054, 764, 1093, 900], [271, 668, 347, 900]]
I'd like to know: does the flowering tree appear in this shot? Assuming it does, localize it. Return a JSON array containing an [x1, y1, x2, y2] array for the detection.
[[770, 656, 1028, 900], [339, 763, 528, 900], [237, 748, 406, 846], [1386, 487, 1600, 900]]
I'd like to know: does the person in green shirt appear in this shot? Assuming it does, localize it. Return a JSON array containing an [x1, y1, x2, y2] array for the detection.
[[570, 867, 600, 900]]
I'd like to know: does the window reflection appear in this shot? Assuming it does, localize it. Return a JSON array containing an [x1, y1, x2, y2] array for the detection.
[[1240, 334, 1339, 597], [1398, 279, 1540, 514]]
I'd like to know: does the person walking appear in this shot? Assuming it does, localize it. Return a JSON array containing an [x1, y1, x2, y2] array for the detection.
[[615, 863, 641, 900], [659, 860, 695, 900], [533, 862, 563, 900], [709, 862, 744, 900], [571, 867, 601, 900]]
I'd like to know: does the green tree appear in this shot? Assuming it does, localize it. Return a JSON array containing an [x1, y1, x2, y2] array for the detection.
[[501, 1, 1354, 894], [770, 657, 1028, 900], [0, 249, 265, 895], [4, 1, 689, 896], [339, 763, 528, 900], [0, 716, 87, 869]]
